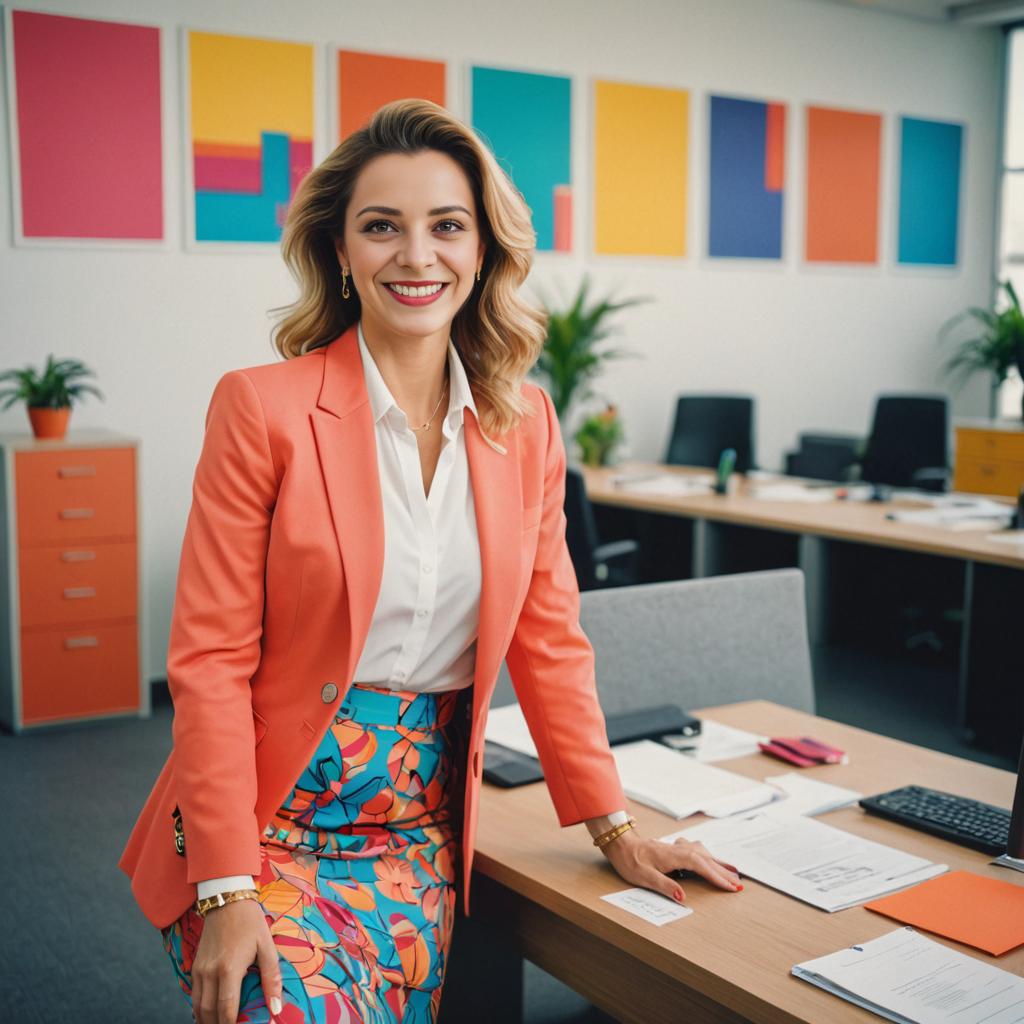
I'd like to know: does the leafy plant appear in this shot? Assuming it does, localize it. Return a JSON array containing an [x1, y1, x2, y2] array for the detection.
[[534, 275, 650, 422], [939, 280, 1024, 393], [0, 355, 103, 411], [574, 404, 624, 467]]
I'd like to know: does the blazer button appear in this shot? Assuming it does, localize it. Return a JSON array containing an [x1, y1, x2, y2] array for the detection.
[[321, 682, 339, 704]]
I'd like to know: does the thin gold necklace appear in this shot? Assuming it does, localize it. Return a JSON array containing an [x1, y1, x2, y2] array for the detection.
[[409, 375, 449, 433]]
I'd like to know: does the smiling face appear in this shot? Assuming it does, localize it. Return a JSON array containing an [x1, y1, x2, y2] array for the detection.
[[335, 149, 486, 348]]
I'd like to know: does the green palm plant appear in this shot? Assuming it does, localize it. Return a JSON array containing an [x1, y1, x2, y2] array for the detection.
[[534, 275, 650, 423], [940, 280, 1024, 418], [0, 355, 103, 410]]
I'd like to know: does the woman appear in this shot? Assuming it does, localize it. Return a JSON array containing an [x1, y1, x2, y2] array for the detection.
[[120, 99, 741, 1024]]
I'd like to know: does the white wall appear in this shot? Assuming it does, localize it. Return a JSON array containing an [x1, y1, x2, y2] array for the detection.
[[0, 0, 1002, 681]]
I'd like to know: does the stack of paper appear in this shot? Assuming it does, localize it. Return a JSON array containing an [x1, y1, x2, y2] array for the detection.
[[662, 719, 766, 762], [663, 814, 946, 912], [747, 483, 837, 503], [613, 740, 777, 819], [793, 928, 1024, 1023], [887, 497, 1012, 530], [612, 472, 714, 497], [484, 702, 538, 758], [761, 773, 862, 818]]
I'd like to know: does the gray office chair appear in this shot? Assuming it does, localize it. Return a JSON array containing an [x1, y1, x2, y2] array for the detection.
[[493, 567, 815, 714]]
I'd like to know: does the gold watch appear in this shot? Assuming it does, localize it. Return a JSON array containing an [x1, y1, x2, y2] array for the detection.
[[194, 888, 260, 917]]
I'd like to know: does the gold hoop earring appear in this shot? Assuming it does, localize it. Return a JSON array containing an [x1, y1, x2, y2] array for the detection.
[[476, 268, 481, 283], [341, 267, 351, 300]]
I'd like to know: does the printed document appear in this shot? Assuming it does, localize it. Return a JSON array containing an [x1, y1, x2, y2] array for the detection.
[[663, 814, 946, 911], [613, 740, 776, 819], [793, 927, 1024, 1023]]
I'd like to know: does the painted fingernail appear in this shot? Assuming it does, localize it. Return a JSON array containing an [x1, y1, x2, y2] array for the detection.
[[270, 996, 283, 1016], [673, 888, 684, 902], [734, 883, 743, 891]]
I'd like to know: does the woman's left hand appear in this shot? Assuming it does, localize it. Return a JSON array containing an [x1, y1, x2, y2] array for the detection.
[[600, 827, 742, 904]]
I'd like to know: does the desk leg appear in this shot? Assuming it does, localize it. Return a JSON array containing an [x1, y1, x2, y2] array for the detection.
[[957, 559, 975, 737], [798, 534, 830, 647], [693, 518, 725, 578], [440, 902, 524, 1024]]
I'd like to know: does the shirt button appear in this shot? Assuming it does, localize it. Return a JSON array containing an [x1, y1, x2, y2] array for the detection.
[[321, 682, 338, 704], [394, 670, 406, 681], [423, 564, 433, 574], [417, 609, 428, 618]]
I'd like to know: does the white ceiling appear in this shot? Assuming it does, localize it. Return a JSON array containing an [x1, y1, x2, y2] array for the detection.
[[814, 0, 1024, 24]]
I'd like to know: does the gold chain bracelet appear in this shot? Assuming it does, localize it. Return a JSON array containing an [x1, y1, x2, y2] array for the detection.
[[593, 817, 637, 849], [194, 888, 260, 917]]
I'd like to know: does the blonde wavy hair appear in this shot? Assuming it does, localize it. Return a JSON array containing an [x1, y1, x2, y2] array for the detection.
[[273, 99, 547, 436]]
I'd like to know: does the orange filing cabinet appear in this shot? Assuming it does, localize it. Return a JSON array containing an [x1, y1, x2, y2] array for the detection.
[[953, 419, 1024, 498], [0, 430, 146, 731]]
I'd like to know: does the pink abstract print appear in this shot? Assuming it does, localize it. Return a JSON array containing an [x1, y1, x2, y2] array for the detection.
[[11, 10, 163, 240]]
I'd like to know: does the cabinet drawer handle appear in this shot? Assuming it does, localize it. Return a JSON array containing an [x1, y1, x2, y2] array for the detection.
[[61, 550, 96, 562], [58, 465, 97, 478], [63, 586, 97, 599], [60, 508, 95, 519], [64, 636, 99, 649]]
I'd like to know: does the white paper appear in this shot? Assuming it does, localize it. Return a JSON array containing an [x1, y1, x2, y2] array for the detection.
[[661, 719, 766, 762], [484, 703, 538, 759], [793, 928, 1024, 1024], [887, 498, 1012, 529], [662, 814, 946, 912], [600, 887, 693, 925], [748, 483, 837, 503], [761, 773, 862, 818], [613, 740, 777, 819], [612, 472, 714, 497]]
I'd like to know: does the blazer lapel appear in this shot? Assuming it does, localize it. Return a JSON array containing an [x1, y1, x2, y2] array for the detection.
[[466, 414, 522, 703], [310, 325, 384, 685]]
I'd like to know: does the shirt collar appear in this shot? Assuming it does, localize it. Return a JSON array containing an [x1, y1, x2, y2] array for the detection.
[[357, 321, 477, 434]]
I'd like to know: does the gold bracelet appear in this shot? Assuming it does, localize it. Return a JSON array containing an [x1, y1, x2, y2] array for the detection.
[[593, 817, 637, 849], [194, 888, 261, 917]]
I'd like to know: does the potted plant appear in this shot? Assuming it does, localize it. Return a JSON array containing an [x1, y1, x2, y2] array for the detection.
[[939, 280, 1024, 420], [0, 355, 103, 440], [533, 274, 649, 429], [574, 404, 624, 467]]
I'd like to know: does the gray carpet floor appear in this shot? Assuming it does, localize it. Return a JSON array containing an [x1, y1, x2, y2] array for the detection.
[[0, 644, 1013, 1024]]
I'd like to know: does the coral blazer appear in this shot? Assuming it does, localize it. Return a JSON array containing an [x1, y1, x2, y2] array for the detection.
[[119, 324, 625, 929]]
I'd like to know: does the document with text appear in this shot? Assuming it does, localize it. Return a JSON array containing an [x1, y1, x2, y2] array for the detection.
[[793, 927, 1024, 1024], [663, 814, 946, 911]]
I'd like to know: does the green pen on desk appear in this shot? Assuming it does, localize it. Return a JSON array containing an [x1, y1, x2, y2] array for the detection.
[[714, 448, 737, 495]]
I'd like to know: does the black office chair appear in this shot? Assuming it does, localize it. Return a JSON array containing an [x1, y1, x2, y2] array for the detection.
[[857, 394, 950, 492], [563, 466, 640, 591], [664, 395, 755, 472]]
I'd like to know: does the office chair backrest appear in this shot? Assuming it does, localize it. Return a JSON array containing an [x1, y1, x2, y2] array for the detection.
[[665, 394, 755, 472], [491, 569, 815, 713], [562, 465, 600, 592], [860, 394, 949, 488]]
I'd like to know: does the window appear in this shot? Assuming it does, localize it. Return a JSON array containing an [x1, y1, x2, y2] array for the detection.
[[998, 27, 1024, 417]]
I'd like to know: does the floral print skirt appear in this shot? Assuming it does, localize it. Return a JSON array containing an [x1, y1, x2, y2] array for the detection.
[[161, 683, 467, 1023]]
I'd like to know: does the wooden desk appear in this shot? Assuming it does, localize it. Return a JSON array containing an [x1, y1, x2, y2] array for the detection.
[[579, 463, 1023, 750], [457, 701, 1023, 1024]]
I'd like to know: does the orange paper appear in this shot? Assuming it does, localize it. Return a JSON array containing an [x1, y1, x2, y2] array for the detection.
[[866, 871, 1024, 956]]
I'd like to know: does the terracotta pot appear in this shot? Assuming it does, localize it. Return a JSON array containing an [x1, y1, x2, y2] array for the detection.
[[28, 406, 71, 440]]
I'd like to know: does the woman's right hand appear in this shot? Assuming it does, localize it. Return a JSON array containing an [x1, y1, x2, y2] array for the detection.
[[191, 899, 282, 1024]]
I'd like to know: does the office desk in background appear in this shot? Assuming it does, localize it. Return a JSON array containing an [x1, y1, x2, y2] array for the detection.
[[450, 701, 1023, 1024], [580, 463, 1024, 756]]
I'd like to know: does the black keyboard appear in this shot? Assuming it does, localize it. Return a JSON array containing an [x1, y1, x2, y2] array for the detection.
[[860, 785, 1011, 855]]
